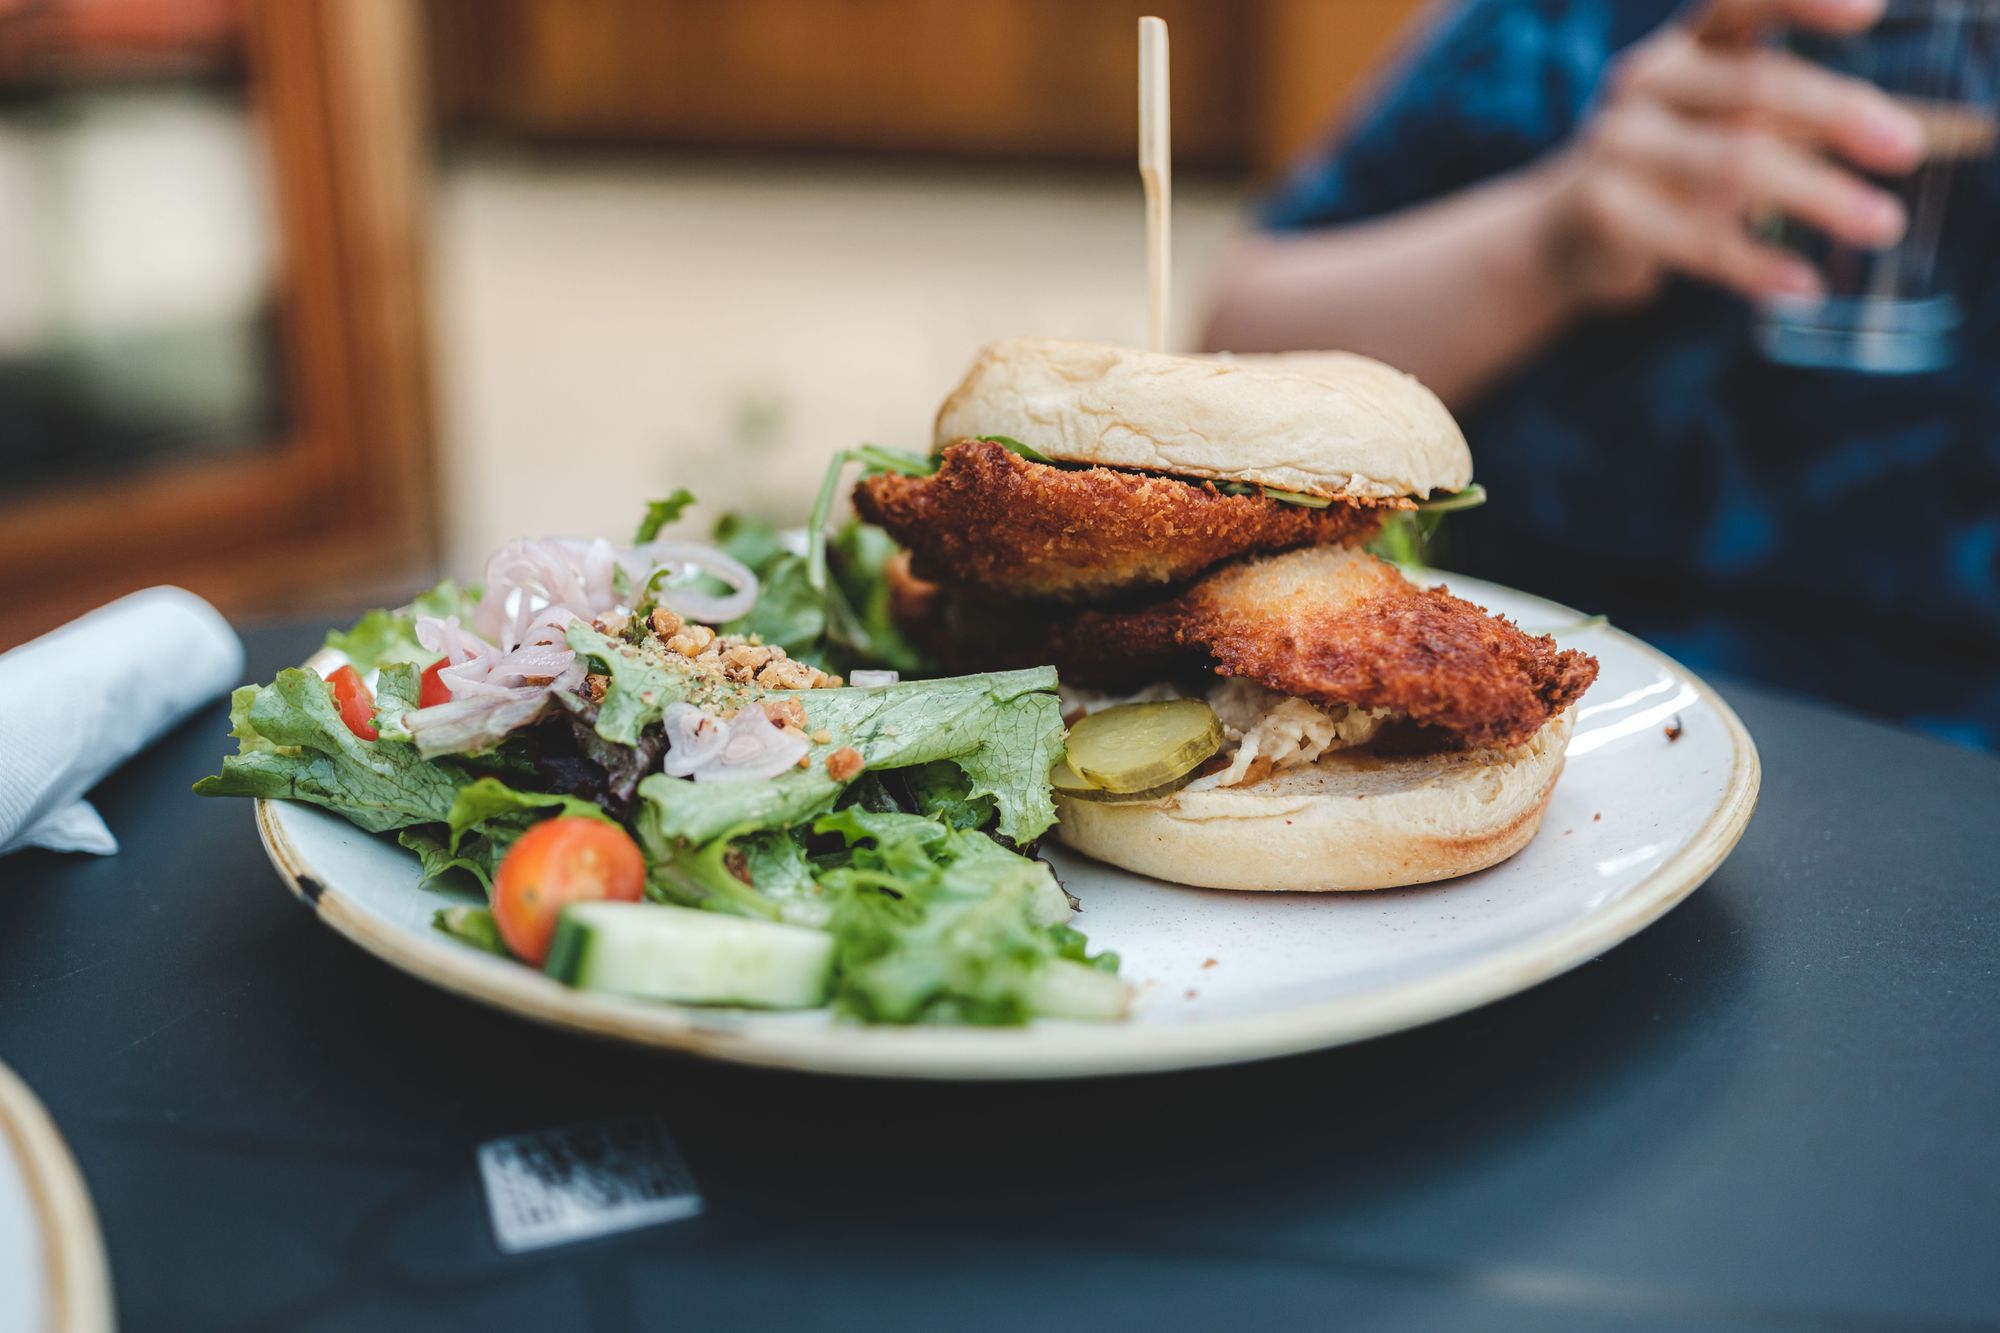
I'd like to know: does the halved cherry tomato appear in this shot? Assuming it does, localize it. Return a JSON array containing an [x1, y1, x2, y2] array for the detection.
[[419, 658, 452, 709], [327, 665, 378, 741], [492, 817, 646, 964]]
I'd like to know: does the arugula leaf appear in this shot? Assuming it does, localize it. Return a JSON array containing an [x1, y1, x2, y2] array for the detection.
[[825, 520, 928, 673], [1414, 483, 1488, 513], [432, 905, 510, 955], [444, 777, 610, 853], [400, 825, 501, 892], [711, 512, 788, 574], [724, 554, 824, 661], [634, 488, 698, 543], [853, 443, 935, 476], [634, 667, 1061, 850], [194, 668, 467, 833], [323, 579, 475, 670], [976, 434, 1056, 465]]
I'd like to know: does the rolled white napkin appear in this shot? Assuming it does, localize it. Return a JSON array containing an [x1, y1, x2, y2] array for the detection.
[[0, 587, 245, 858]]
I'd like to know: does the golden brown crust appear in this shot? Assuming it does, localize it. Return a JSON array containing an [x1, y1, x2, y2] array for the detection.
[[1038, 547, 1598, 750], [852, 439, 1388, 603]]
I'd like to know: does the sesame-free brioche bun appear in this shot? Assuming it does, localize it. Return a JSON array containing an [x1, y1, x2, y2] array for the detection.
[[933, 336, 1472, 502], [1052, 712, 1573, 892]]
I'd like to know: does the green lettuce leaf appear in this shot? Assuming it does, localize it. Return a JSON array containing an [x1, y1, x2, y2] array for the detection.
[[903, 759, 997, 831], [432, 904, 509, 955], [813, 809, 1121, 1025], [634, 488, 698, 543], [566, 622, 730, 745], [193, 668, 467, 832], [634, 667, 1061, 850], [372, 661, 423, 743], [323, 578, 475, 670]]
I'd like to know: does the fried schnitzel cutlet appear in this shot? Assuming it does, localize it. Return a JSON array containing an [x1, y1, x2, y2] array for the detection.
[[1035, 546, 1598, 751], [854, 439, 1391, 603]]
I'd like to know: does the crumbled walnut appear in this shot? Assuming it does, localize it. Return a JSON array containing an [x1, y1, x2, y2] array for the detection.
[[762, 697, 808, 729], [665, 625, 716, 657], [648, 607, 684, 639], [584, 673, 610, 703], [756, 658, 824, 690], [722, 643, 777, 680], [810, 729, 831, 745], [825, 746, 865, 781], [593, 612, 631, 637]]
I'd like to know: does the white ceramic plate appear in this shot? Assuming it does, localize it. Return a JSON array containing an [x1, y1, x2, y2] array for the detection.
[[0, 1064, 114, 1333], [253, 575, 1759, 1080]]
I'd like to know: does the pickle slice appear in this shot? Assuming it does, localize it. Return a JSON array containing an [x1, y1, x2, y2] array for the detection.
[[1056, 770, 1200, 804], [1065, 699, 1223, 794], [1049, 760, 1100, 796]]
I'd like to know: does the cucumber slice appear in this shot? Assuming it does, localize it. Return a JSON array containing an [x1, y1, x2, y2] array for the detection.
[[1066, 699, 1223, 794], [546, 901, 834, 1009]]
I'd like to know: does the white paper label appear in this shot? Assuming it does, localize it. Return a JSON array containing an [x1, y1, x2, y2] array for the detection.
[[477, 1117, 703, 1254]]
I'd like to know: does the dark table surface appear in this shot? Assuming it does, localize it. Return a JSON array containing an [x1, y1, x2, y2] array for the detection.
[[3, 622, 1997, 1333]]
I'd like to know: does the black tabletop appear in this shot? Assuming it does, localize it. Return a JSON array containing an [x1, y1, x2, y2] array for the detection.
[[3, 622, 1997, 1333]]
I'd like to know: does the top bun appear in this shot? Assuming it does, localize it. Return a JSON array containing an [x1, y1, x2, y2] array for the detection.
[[933, 336, 1472, 502]]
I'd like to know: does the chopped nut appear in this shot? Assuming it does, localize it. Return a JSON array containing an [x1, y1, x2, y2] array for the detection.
[[825, 746, 865, 781], [593, 611, 631, 637], [584, 672, 610, 703], [665, 625, 716, 658], [722, 643, 777, 681], [648, 607, 684, 639], [761, 697, 808, 729], [809, 729, 832, 745], [756, 658, 823, 690]]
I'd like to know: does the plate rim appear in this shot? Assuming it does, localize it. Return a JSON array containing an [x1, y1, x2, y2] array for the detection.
[[251, 583, 1761, 1080], [0, 1062, 116, 1333]]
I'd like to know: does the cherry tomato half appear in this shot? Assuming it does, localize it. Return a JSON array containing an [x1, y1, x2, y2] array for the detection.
[[327, 665, 378, 741], [419, 658, 452, 709], [492, 817, 646, 964]]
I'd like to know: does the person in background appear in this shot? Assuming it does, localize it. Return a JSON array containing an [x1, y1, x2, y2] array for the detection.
[[1205, 0, 2000, 749]]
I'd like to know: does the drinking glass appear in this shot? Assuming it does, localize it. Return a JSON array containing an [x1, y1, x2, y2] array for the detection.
[[1756, 0, 2000, 373]]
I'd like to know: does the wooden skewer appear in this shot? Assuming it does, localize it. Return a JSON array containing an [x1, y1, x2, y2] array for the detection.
[[1138, 15, 1171, 353]]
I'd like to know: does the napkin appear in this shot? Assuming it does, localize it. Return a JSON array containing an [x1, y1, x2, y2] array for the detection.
[[0, 587, 244, 858]]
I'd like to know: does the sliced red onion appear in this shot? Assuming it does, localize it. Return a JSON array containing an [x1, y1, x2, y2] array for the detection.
[[847, 670, 900, 687], [402, 534, 759, 757], [659, 701, 808, 783], [628, 540, 758, 625]]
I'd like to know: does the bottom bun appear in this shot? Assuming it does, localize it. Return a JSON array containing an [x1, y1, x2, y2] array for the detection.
[[1053, 712, 1575, 892]]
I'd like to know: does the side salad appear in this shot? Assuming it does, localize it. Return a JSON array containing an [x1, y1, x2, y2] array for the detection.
[[196, 489, 1125, 1026]]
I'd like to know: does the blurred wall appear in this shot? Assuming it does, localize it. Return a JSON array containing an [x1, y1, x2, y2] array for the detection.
[[424, 0, 1427, 575], [433, 158, 1242, 571]]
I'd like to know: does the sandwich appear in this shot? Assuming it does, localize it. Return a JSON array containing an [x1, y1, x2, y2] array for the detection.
[[853, 335, 1598, 892]]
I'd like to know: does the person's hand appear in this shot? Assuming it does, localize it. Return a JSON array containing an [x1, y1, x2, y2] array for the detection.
[[1544, 0, 1926, 308]]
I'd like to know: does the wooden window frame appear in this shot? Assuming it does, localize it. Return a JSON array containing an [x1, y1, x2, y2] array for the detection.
[[0, 0, 437, 646]]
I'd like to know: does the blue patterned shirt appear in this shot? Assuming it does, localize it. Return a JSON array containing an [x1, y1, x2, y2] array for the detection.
[[1261, 0, 2000, 748]]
